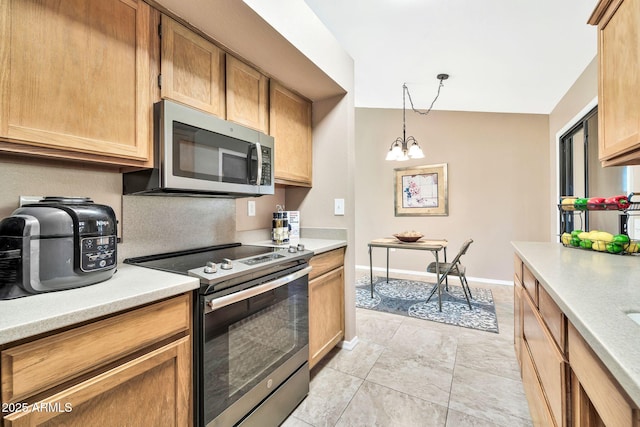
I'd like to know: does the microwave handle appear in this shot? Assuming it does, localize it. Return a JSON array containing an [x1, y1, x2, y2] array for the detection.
[[247, 142, 263, 185], [255, 142, 263, 185]]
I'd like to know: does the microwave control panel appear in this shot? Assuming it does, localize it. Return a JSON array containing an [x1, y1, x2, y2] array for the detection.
[[261, 146, 272, 185]]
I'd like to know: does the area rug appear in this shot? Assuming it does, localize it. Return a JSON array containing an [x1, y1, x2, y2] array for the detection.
[[355, 275, 499, 333]]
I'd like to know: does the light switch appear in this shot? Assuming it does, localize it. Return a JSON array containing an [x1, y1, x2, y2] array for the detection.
[[334, 198, 345, 216], [247, 200, 256, 217]]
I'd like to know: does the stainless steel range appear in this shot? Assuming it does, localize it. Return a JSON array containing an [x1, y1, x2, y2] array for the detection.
[[125, 243, 313, 427]]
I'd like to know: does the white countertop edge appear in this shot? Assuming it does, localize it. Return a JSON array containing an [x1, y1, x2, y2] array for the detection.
[[0, 264, 199, 346], [512, 241, 640, 406]]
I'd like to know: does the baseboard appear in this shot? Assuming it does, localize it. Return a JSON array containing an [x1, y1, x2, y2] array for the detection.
[[355, 264, 514, 286], [337, 335, 359, 351]]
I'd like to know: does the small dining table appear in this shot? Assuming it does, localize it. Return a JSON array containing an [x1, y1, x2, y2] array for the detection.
[[367, 237, 448, 311]]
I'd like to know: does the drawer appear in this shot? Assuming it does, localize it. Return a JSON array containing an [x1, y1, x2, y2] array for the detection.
[[514, 254, 523, 282], [522, 343, 556, 427], [538, 284, 565, 354], [2, 294, 191, 403], [568, 323, 638, 427], [309, 247, 345, 280], [523, 294, 566, 426], [522, 264, 538, 305]]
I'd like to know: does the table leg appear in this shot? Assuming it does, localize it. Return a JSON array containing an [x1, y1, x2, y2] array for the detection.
[[444, 247, 449, 291], [386, 248, 389, 283], [369, 245, 373, 298], [435, 252, 442, 311]]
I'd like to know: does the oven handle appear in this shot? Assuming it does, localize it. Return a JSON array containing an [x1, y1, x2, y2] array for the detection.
[[207, 265, 312, 311]]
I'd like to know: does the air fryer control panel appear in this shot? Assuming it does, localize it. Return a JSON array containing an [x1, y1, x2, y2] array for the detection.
[[81, 235, 117, 272]]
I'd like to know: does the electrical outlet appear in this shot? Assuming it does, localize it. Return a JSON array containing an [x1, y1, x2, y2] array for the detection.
[[247, 200, 256, 217], [19, 196, 43, 207], [334, 198, 345, 216]]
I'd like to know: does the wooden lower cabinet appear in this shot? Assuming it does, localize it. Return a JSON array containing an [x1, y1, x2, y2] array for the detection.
[[1, 294, 192, 426], [308, 248, 345, 368], [514, 253, 640, 427], [568, 323, 639, 427]]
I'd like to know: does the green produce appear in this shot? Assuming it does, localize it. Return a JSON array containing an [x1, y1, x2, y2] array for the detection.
[[579, 239, 593, 249], [613, 234, 630, 244], [570, 237, 581, 247], [571, 229, 583, 238], [574, 198, 588, 210], [606, 242, 624, 254]]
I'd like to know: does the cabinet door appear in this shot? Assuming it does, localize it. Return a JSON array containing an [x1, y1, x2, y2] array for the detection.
[[514, 275, 523, 368], [226, 56, 268, 132], [3, 337, 191, 427], [160, 15, 225, 117], [270, 81, 313, 187], [309, 267, 344, 368], [594, 0, 640, 165], [523, 293, 567, 426], [0, 0, 156, 165]]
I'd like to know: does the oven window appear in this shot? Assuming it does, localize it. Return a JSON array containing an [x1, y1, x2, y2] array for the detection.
[[202, 277, 308, 424]]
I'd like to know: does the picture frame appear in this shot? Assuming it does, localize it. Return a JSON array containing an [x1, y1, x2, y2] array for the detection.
[[394, 163, 448, 216]]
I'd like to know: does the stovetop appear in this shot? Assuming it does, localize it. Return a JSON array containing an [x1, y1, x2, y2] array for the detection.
[[124, 243, 313, 293]]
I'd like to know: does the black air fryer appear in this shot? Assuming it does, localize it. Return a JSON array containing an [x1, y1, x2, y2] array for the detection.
[[0, 197, 117, 299]]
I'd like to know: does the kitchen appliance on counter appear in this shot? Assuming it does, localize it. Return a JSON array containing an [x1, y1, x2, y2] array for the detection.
[[0, 197, 117, 300], [123, 100, 275, 198], [124, 243, 313, 427]]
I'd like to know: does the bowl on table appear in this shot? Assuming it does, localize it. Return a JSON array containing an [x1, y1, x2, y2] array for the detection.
[[393, 232, 424, 243]]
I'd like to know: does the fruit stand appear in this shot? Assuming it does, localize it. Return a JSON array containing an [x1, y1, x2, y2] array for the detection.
[[558, 193, 640, 255]]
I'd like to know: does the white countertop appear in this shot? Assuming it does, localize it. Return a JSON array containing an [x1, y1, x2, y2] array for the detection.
[[0, 264, 199, 346], [512, 241, 640, 406], [252, 238, 347, 254]]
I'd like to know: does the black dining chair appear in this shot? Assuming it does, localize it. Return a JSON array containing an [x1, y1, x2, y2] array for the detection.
[[426, 239, 474, 309]]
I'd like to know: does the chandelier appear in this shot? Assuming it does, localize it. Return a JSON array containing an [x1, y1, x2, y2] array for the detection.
[[385, 74, 449, 161]]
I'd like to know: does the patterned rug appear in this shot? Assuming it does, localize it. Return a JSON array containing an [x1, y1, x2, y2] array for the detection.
[[355, 276, 499, 333]]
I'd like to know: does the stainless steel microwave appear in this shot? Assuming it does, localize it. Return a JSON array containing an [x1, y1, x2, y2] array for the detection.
[[123, 100, 274, 197]]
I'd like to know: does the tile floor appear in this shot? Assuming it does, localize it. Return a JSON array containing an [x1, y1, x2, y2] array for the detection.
[[283, 272, 533, 427]]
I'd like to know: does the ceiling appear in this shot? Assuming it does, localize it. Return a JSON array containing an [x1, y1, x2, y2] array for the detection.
[[303, 0, 598, 114]]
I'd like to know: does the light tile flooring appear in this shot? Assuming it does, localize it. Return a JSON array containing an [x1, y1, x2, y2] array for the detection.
[[283, 272, 533, 427]]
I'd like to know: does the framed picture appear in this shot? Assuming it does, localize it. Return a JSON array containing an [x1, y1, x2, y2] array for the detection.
[[394, 163, 448, 216]]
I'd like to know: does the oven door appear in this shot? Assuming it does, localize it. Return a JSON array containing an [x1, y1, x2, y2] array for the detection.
[[199, 265, 311, 427]]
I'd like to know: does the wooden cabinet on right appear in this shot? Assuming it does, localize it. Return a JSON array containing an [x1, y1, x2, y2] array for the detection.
[[270, 81, 313, 187], [308, 247, 345, 368], [514, 254, 640, 426], [589, 0, 640, 166]]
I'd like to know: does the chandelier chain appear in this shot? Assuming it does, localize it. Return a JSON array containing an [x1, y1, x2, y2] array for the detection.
[[404, 77, 446, 117]]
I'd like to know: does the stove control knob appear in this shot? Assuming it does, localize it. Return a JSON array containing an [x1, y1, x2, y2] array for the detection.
[[204, 262, 217, 274], [221, 258, 233, 270], [288, 246, 297, 253]]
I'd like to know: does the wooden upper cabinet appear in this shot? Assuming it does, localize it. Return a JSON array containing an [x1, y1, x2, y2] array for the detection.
[[160, 15, 226, 117], [226, 56, 269, 133], [270, 81, 313, 187], [589, 0, 640, 166], [0, 0, 157, 166]]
